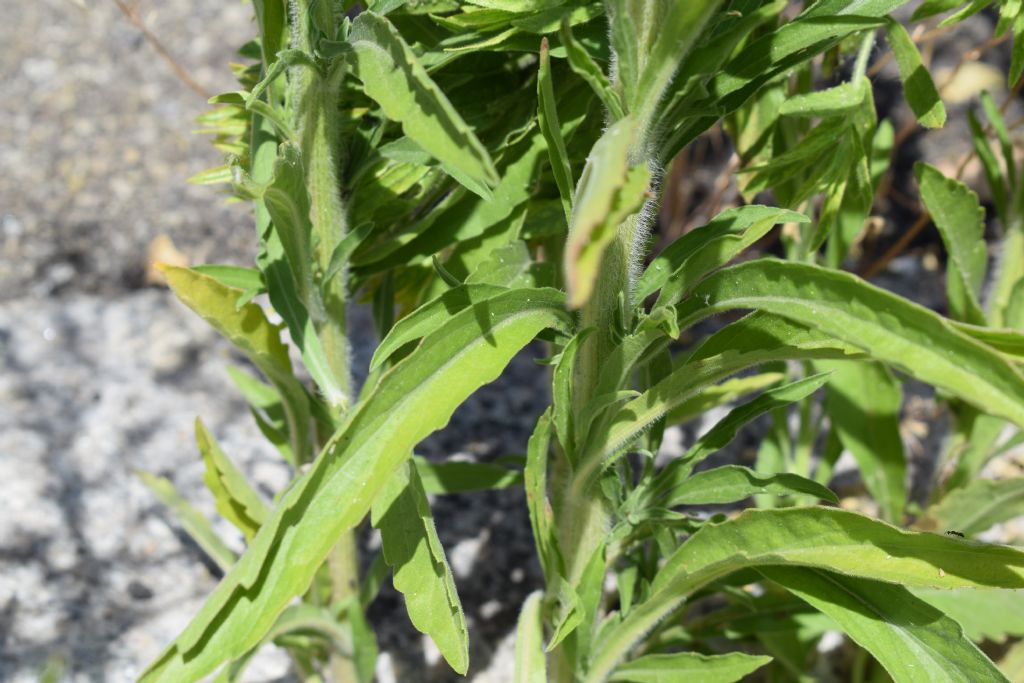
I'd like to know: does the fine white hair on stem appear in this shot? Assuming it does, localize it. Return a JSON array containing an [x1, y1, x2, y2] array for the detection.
[[628, 156, 664, 305]]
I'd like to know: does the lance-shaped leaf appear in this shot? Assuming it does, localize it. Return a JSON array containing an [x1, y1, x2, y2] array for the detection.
[[632, 0, 725, 127], [674, 260, 1024, 429], [778, 81, 867, 118], [587, 507, 1024, 682], [348, 12, 499, 199], [921, 477, 1024, 537], [162, 266, 311, 464], [664, 465, 838, 507], [820, 360, 906, 523], [196, 419, 269, 541], [664, 372, 785, 426], [762, 567, 1006, 683], [139, 288, 570, 682], [514, 591, 547, 683], [637, 205, 808, 307], [653, 373, 831, 492], [576, 314, 864, 485], [609, 651, 772, 683], [372, 461, 468, 673], [915, 162, 987, 324], [887, 19, 946, 128], [370, 283, 506, 371], [560, 19, 624, 119], [538, 37, 575, 226], [564, 117, 650, 308]]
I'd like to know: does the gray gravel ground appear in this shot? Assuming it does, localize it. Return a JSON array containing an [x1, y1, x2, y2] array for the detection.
[[2, 1, 1022, 682]]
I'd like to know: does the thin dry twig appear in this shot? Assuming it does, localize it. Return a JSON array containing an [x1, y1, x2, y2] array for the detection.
[[110, 0, 210, 99]]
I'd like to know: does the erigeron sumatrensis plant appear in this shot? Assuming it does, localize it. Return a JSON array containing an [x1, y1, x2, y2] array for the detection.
[[140, 0, 1024, 681]]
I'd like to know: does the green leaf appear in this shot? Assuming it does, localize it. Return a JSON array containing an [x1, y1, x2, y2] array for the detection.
[[588, 507, 1024, 682], [553, 329, 592, 459], [560, 19, 624, 120], [637, 205, 808, 307], [1012, 12, 1024, 86], [820, 361, 906, 523], [538, 37, 575, 226], [664, 465, 838, 507], [526, 409, 559, 582], [138, 471, 237, 572], [913, 587, 1024, 643], [162, 266, 311, 465], [564, 117, 650, 308], [514, 592, 547, 683], [577, 312, 864, 486], [191, 265, 265, 294], [915, 162, 987, 324], [923, 477, 1024, 537], [674, 260, 1024, 430], [413, 456, 522, 494], [887, 19, 946, 128], [653, 373, 831, 492], [348, 12, 499, 198], [609, 651, 772, 683], [372, 461, 468, 673], [663, 372, 785, 426], [968, 110, 1009, 223], [778, 81, 867, 118], [763, 567, 1007, 683], [195, 419, 268, 542], [139, 289, 569, 682], [369, 284, 506, 371], [260, 144, 350, 411], [466, 240, 555, 289], [631, 0, 725, 127]]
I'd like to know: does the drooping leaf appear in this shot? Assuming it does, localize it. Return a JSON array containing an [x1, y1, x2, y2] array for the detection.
[[348, 12, 499, 198], [162, 266, 311, 465], [763, 567, 1007, 683], [915, 162, 987, 325], [139, 289, 569, 682], [588, 507, 1024, 681], [887, 19, 946, 128], [609, 651, 772, 683], [820, 360, 907, 522], [195, 419, 269, 541], [673, 260, 1024, 429], [663, 465, 838, 507], [372, 461, 468, 673]]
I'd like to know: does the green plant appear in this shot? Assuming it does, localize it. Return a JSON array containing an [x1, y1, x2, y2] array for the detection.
[[140, 0, 1024, 681]]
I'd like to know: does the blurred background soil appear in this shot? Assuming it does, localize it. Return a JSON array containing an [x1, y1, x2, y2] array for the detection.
[[0, 2, 1021, 682]]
